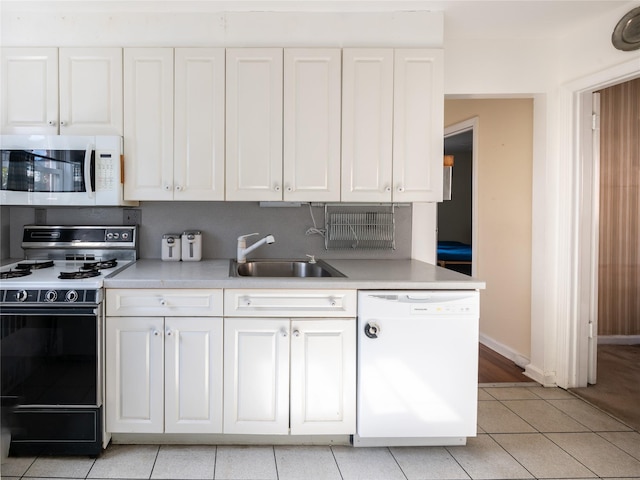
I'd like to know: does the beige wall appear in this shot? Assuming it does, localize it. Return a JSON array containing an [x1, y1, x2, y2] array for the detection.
[[445, 99, 533, 358]]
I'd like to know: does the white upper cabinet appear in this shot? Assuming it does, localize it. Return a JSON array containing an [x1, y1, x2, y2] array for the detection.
[[124, 48, 175, 201], [174, 48, 225, 200], [1, 47, 122, 135], [124, 48, 226, 201], [226, 48, 283, 201], [341, 48, 394, 202], [393, 49, 444, 202], [283, 48, 341, 202], [342, 48, 444, 202]]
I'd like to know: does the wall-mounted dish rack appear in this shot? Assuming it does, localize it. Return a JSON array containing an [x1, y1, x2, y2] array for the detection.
[[325, 204, 395, 250]]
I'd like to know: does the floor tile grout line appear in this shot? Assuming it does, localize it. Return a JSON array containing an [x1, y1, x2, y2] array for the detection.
[[149, 444, 160, 480], [486, 432, 538, 480], [540, 431, 601, 478], [212, 444, 217, 480], [386, 446, 410, 480], [271, 445, 278, 480], [329, 444, 345, 480], [594, 430, 640, 464], [442, 444, 473, 480]]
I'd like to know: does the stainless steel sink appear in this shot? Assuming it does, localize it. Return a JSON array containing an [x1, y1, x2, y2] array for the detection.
[[229, 259, 345, 278]]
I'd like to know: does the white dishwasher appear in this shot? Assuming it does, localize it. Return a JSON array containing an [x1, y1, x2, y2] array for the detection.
[[354, 290, 479, 447]]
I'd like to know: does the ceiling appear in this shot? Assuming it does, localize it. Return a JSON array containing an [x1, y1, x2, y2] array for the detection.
[[3, 1, 637, 41]]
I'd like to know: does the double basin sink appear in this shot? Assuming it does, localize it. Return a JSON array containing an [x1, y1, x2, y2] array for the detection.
[[229, 259, 345, 278]]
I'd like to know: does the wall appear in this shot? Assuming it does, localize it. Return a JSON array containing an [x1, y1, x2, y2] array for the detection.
[[445, 98, 534, 359], [5, 203, 412, 260]]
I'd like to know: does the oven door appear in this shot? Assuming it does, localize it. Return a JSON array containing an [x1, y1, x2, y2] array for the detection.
[[1, 305, 102, 407], [1, 304, 104, 455]]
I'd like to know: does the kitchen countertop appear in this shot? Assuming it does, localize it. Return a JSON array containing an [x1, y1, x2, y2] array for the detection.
[[104, 259, 485, 290]]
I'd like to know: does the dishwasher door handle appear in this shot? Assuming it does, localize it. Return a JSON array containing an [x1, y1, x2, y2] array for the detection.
[[364, 322, 380, 339]]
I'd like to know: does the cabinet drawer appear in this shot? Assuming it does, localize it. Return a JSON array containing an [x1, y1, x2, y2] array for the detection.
[[224, 289, 356, 317], [107, 289, 223, 316]]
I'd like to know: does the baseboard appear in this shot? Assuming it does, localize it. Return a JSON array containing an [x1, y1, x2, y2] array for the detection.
[[598, 335, 640, 345], [479, 334, 530, 368]]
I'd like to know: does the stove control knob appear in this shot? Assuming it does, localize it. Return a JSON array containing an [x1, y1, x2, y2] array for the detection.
[[65, 290, 79, 302], [44, 290, 58, 302], [16, 290, 28, 302]]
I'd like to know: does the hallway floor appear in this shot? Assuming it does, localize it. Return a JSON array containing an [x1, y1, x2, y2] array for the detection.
[[3, 386, 640, 480]]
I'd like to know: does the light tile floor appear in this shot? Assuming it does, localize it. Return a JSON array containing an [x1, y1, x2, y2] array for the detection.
[[2, 386, 640, 480]]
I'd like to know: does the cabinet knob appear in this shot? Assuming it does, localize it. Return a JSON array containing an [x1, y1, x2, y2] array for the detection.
[[60, 120, 66, 126], [163, 184, 172, 191], [175, 185, 182, 191], [385, 186, 392, 193], [153, 330, 160, 336], [166, 329, 172, 336], [286, 185, 293, 192], [328, 296, 337, 307], [397, 186, 404, 193], [274, 185, 281, 192], [293, 329, 300, 337], [281, 328, 288, 337], [159, 298, 167, 306], [48, 120, 56, 126]]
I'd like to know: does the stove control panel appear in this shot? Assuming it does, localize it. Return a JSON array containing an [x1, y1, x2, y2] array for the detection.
[[0, 289, 100, 304]]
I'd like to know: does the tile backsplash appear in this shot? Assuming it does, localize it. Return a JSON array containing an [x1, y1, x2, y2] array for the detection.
[[3, 202, 412, 260]]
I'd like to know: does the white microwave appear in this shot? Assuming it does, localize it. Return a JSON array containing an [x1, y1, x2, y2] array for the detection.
[[0, 135, 136, 206]]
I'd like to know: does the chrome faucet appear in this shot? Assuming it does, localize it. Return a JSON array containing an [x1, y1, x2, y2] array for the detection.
[[236, 233, 275, 263]]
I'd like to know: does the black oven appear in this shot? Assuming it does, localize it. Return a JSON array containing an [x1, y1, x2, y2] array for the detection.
[[1, 303, 104, 456]]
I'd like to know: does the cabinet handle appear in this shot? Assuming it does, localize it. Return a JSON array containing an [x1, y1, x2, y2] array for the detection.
[[159, 298, 167, 306], [397, 186, 404, 193], [286, 185, 293, 192], [48, 120, 56, 126], [281, 328, 288, 337], [163, 184, 172, 191], [166, 329, 172, 336], [274, 185, 281, 192], [385, 186, 392, 193], [175, 185, 183, 191], [328, 296, 337, 307], [153, 330, 160, 337], [60, 120, 66, 126], [293, 329, 300, 337]]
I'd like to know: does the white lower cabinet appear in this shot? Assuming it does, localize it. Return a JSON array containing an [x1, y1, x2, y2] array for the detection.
[[105, 289, 223, 434], [223, 317, 356, 435]]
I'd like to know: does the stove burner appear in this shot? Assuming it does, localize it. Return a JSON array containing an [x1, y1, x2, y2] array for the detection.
[[82, 258, 118, 270], [58, 270, 101, 280], [15, 260, 55, 270], [0, 269, 33, 279]]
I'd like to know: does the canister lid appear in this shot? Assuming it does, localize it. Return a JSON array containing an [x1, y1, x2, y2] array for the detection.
[[163, 233, 181, 239], [182, 230, 201, 235]]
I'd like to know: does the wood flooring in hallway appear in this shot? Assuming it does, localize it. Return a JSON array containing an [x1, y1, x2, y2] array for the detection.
[[478, 343, 531, 384]]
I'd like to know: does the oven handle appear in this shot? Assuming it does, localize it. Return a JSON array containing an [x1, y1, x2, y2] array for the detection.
[[0, 306, 99, 316]]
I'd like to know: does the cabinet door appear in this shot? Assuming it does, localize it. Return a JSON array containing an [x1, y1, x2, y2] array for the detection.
[[124, 48, 174, 200], [165, 317, 223, 433], [106, 317, 164, 433], [341, 49, 394, 202], [1, 47, 58, 134], [226, 48, 283, 201], [59, 48, 123, 135], [283, 48, 341, 202], [223, 317, 290, 434], [392, 49, 444, 202], [290, 319, 356, 435], [174, 48, 225, 200]]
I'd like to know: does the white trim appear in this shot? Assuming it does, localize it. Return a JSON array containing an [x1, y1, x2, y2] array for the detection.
[[556, 56, 640, 389], [479, 334, 530, 370], [598, 336, 640, 345]]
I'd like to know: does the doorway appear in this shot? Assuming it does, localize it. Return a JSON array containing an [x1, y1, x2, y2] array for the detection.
[[437, 119, 478, 277]]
